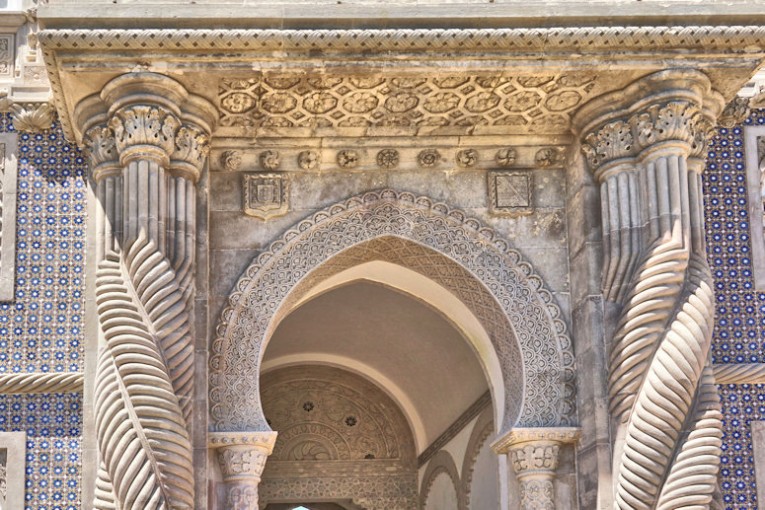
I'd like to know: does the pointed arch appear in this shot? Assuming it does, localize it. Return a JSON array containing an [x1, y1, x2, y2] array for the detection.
[[210, 190, 575, 436]]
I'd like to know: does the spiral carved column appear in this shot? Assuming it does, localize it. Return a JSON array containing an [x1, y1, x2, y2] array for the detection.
[[77, 72, 216, 510], [575, 70, 725, 510]]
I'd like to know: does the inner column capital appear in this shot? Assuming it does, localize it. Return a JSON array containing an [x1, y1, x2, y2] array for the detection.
[[573, 69, 725, 177]]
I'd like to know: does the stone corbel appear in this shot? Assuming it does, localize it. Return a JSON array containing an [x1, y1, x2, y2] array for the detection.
[[209, 431, 278, 510], [492, 427, 580, 510]]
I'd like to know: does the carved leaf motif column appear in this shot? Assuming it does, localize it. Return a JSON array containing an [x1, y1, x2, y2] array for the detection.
[[209, 432, 278, 510], [493, 428, 580, 510], [575, 70, 725, 510], [76, 72, 216, 510]]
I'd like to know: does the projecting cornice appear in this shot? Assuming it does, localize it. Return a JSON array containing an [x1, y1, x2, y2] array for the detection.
[[38, 26, 765, 143]]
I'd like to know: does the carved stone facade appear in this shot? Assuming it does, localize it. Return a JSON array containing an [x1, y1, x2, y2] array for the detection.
[[5, 4, 762, 510]]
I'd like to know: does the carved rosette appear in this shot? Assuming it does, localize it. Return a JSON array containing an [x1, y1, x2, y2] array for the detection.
[[210, 432, 278, 510], [575, 70, 724, 510], [493, 428, 579, 510]]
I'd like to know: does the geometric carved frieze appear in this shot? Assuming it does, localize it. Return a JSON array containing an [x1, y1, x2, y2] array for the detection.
[[218, 72, 598, 136], [488, 169, 533, 216], [0, 133, 17, 301], [243, 172, 289, 220]]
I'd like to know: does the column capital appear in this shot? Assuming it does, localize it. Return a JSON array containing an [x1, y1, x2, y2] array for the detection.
[[75, 94, 119, 181], [209, 432, 278, 510], [171, 94, 218, 182], [100, 72, 188, 167], [573, 69, 724, 178], [491, 426, 581, 457]]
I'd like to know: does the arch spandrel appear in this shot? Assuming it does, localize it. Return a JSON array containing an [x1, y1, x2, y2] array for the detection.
[[210, 189, 575, 435]]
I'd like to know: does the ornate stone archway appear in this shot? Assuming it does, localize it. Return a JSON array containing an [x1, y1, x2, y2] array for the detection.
[[210, 189, 575, 434]]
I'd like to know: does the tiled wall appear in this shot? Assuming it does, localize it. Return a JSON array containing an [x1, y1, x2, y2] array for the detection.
[[707, 108, 765, 510], [0, 112, 86, 510]]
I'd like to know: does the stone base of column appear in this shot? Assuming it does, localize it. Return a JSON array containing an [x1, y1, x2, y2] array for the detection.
[[209, 431, 278, 510], [492, 427, 580, 510]]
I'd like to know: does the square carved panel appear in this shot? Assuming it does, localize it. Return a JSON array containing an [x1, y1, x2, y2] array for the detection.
[[243, 172, 289, 220], [488, 169, 533, 216]]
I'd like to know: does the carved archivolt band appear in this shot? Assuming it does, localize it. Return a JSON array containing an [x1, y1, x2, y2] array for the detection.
[[0, 372, 84, 394], [76, 72, 216, 510], [577, 70, 724, 510]]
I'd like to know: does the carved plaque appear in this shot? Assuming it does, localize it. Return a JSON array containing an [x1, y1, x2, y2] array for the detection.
[[0, 134, 18, 301], [489, 169, 533, 216], [0, 35, 13, 79], [243, 173, 289, 220]]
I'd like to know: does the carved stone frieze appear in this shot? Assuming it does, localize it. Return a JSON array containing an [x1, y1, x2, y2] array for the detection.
[[218, 72, 597, 135], [243, 173, 289, 220], [210, 190, 575, 436]]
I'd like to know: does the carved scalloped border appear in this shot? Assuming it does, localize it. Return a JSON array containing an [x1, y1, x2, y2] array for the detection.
[[211, 189, 575, 430]]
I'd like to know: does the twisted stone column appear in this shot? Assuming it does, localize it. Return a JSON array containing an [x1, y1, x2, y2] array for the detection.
[[76, 72, 216, 510], [575, 69, 724, 510], [209, 432, 278, 510], [493, 428, 579, 510]]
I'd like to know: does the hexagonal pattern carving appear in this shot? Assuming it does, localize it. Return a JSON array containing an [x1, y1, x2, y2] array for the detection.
[[218, 73, 598, 134]]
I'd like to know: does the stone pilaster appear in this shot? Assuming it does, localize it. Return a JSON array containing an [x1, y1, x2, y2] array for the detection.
[[75, 72, 216, 510], [209, 432, 278, 510], [493, 427, 579, 510], [573, 69, 725, 510]]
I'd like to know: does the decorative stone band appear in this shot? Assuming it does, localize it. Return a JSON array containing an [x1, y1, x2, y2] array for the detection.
[[209, 432, 278, 510], [492, 428, 580, 510], [0, 372, 84, 394], [714, 363, 765, 385]]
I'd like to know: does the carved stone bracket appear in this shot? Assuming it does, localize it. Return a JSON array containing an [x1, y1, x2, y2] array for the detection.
[[210, 431, 278, 510], [493, 427, 580, 510], [718, 96, 751, 128]]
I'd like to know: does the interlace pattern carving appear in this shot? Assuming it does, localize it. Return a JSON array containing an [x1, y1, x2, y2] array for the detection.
[[210, 190, 574, 435], [218, 73, 597, 134]]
